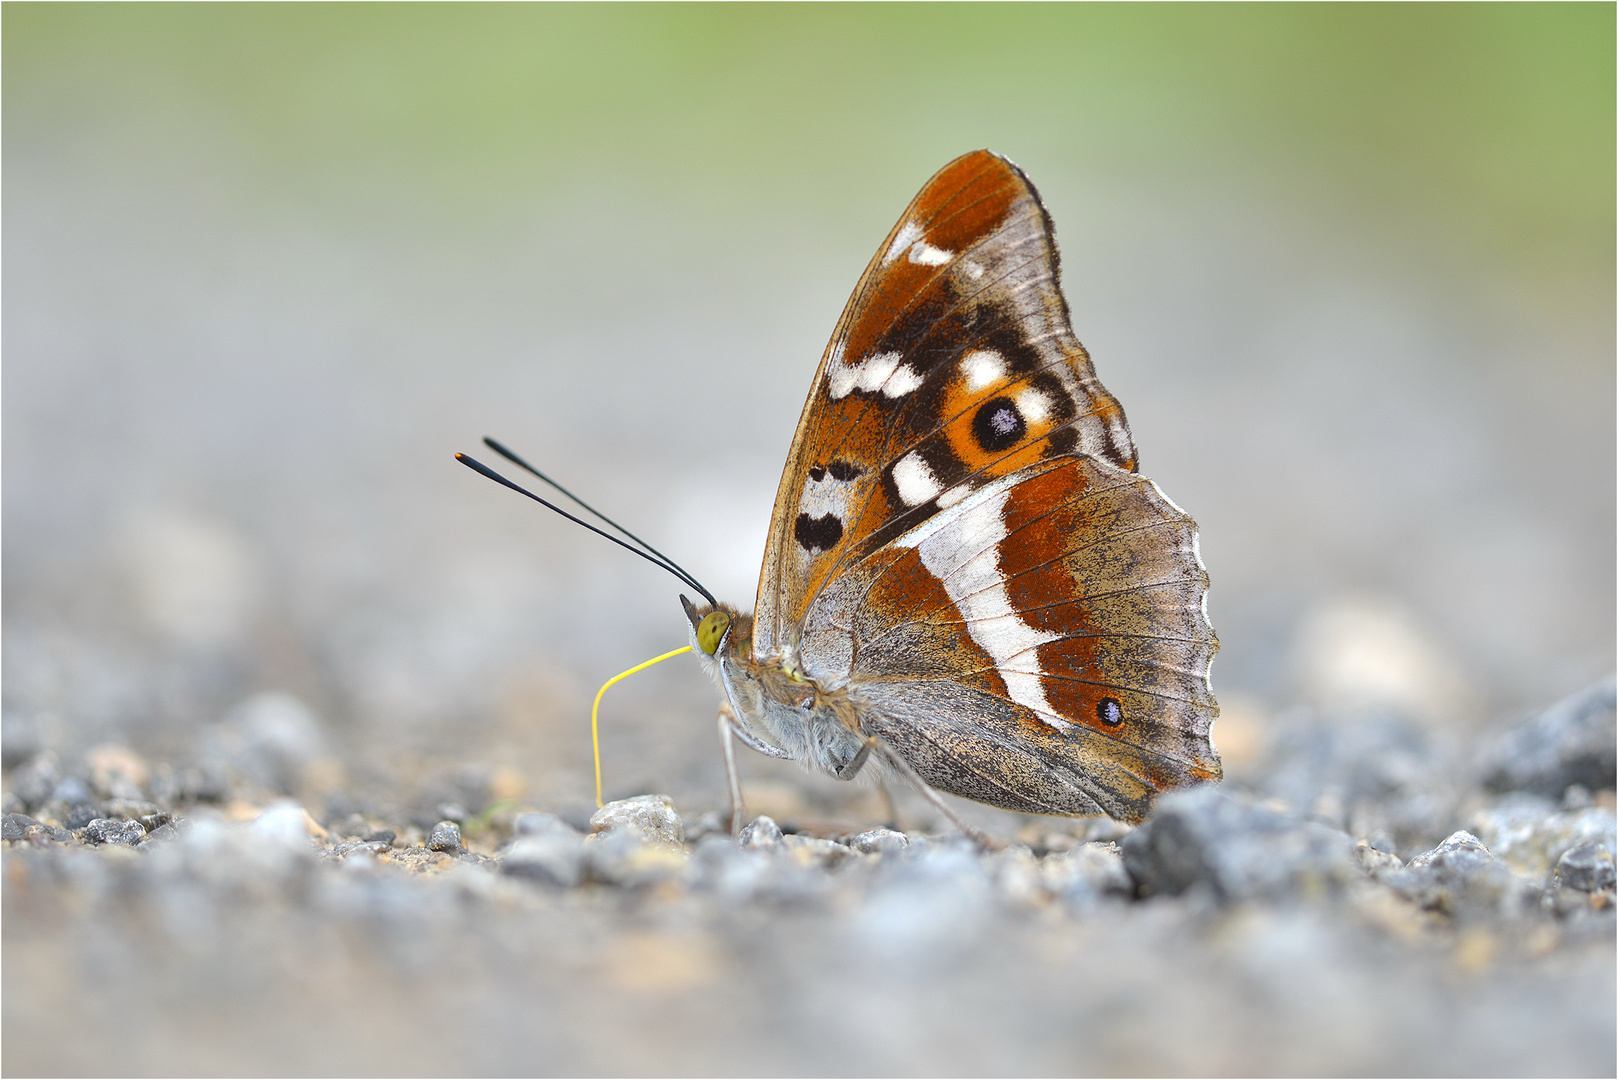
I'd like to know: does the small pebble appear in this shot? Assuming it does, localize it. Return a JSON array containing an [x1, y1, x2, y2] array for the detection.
[[782, 834, 851, 870], [22, 824, 59, 846], [738, 815, 783, 849], [989, 845, 1047, 908], [364, 829, 397, 846], [143, 821, 184, 845], [332, 813, 371, 839], [1121, 787, 1358, 902], [428, 820, 464, 853], [1556, 842, 1615, 892], [1043, 841, 1132, 903], [1387, 830, 1532, 919], [83, 818, 146, 847], [49, 776, 93, 806], [589, 794, 684, 849], [513, 812, 573, 839], [3, 813, 39, 842], [1355, 839, 1405, 878], [11, 752, 60, 811], [503, 828, 586, 887], [849, 828, 909, 856], [1481, 677, 1616, 800], [584, 831, 686, 888], [252, 804, 322, 849], [62, 804, 102, 830], [86, 744, 150, 801]]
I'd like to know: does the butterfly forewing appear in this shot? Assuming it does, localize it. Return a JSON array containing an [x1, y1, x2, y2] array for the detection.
[[755, 150, 1136, 659]]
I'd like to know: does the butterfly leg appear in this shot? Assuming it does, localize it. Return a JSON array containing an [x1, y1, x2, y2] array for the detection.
[[877, 740, 1001, 849], [878, 781, 902, 832], [716, 704, 793, 835], [717, 705, 747, 836]]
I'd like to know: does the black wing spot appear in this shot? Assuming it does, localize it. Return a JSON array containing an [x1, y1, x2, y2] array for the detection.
[[794, 512, 843, 552], [1097, 697, 1123, 727], [808, 466, 827, 482], [827, 460, 862, 481], [1044, 427, 1079, 457], [972, 396, 1025, 452]]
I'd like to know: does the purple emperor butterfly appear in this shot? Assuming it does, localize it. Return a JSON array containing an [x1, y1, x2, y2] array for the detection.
[[682, 150, 1220, 833]]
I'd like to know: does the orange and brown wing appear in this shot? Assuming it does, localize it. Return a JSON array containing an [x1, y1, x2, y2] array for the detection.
[[754, 150, 1135, 660], [800, 455, 1220, 823]]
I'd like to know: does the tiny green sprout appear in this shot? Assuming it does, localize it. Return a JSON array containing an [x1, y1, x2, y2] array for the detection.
[[697, 611, 731, 655]]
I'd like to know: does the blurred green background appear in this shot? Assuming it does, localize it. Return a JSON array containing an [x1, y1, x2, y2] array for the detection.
[[4, 4, 1613, 817], [9, 4, 1608, 292]]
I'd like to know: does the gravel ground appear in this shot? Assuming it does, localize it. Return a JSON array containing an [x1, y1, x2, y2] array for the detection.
[[3, 679, 1613, 1076]]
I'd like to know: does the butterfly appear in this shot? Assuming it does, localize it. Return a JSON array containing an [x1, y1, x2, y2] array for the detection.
[[681, 149, 1220, 835]]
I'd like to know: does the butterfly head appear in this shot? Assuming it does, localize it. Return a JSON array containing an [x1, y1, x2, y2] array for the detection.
[[680, 594, 750, 663]]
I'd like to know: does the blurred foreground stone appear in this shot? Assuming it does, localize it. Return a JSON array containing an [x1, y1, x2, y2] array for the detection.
[[1481, 677, 1617, 800]]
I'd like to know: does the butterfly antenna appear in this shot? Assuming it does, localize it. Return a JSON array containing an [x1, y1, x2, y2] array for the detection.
[[481, 436, 711, 597], [455, 452, 719, 607]]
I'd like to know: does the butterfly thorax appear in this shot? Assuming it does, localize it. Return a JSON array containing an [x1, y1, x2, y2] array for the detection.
[[685, 602, 874, 781]]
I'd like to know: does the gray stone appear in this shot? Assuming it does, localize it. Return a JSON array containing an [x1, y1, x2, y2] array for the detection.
[[251, 804, 321, 853], [513, 812, 573, 838], [849, 827, 909, 856], [363, 829, 398, 846], [11, 751, 59, 811], [855, 842, 993, 962], [427, 820, 464, 853], [683, 809, 730, 840], [3, 813, 39, 841], [588, 794, 684, 849], [1250, 709, 1458, 852], [86, 745, 149, 801], [1383, 830, 1535, 919], [147, 764, 229, 806], [143, 821, 185, 845], [1556, 842, 1615, 892], [204, 692, 329, 795], [583, 830, 686, 888], [49, 776, 93, 806], [1354, 839, 1404, 879], [1121, 787, 1359, 902], [987, 844, 1046, 907], [83, 818, 146, 847], [0, 712, 41, 770], [61, 803, 103, 831], [1482, 676, 1617, 800], [1471, 796, 1617, 887], [1043, 841, 1133, 904], [780, 833, 851, 870], [684, 834, 828, 905], [738, 815, 783, 849], [502, 829, 586, 887]]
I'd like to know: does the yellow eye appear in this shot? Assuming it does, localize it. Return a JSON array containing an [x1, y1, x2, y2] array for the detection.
[[696, 611, 731, 655]]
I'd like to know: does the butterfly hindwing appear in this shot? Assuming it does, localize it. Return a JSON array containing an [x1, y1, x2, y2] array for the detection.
[[755, 150, 1136, 659], [801, 454, 1220, 822]]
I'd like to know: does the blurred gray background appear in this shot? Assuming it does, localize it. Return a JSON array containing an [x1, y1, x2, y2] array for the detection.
[[4, 6, 1613, 822]]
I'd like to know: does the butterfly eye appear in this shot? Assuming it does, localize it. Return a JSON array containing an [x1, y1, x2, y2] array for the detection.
[[696, 611, 731, 655]]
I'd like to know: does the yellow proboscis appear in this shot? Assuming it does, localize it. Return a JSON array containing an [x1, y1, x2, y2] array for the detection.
[[590, 645, 693, 808]]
